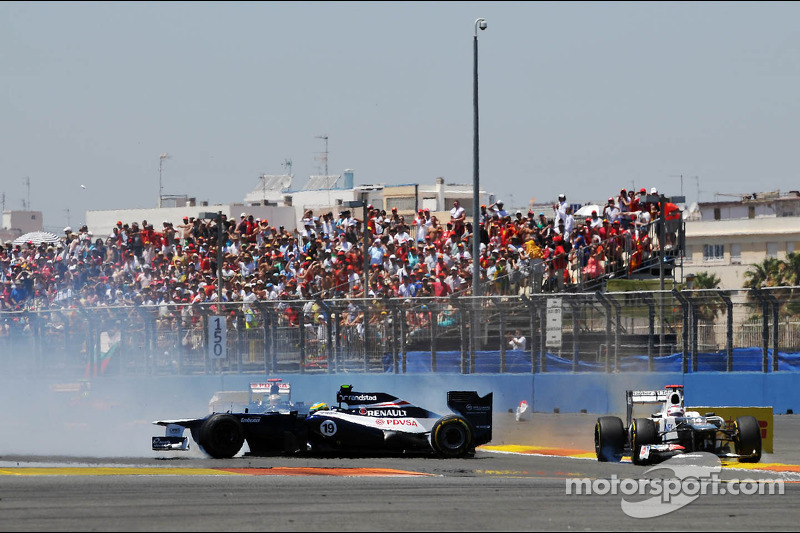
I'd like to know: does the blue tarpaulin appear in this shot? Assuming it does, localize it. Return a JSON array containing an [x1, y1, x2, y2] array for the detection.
[[402, 347, 800, 373]]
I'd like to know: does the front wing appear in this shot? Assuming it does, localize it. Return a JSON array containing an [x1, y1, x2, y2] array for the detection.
[[152, 422, 195, 451]]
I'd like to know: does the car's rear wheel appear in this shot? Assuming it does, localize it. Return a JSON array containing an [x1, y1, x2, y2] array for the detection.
[[595, 416, 625, 462], [631, 418, 658, 466], [198, 414, 245, 459], [431, 415, 473, 458], [734, 415, 762, 463]]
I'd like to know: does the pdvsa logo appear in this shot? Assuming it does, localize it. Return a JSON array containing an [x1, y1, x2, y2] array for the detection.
[[383, 419, 418, 427]]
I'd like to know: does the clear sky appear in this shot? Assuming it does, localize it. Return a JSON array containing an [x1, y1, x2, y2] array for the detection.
[[3, 1, 799, 232]]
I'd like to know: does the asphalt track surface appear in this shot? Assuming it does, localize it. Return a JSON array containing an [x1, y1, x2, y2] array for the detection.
[[2, 413, 800, 531]]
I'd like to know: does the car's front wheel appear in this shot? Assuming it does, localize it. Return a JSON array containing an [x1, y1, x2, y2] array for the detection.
[[595, 416, 625, 462], [734, 415, 762, 463], [198, 414, 245, 459], [631, 418, 658, 465]]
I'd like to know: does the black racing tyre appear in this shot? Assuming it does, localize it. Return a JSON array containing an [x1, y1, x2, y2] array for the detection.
[[734, 415, 762, 463], [198, 414, 245, 459], [431, 415, 473, 458], [631, 418, 659, 466], [594, 416, 625, 463]]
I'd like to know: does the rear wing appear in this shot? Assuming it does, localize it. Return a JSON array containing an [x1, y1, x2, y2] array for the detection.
[[626, 385, 683, 426], [250, 380, 291, 402], [447, 391, 493, 447]]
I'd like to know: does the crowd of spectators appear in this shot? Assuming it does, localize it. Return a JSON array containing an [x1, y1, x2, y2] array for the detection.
[[0, 187, 680, 313]]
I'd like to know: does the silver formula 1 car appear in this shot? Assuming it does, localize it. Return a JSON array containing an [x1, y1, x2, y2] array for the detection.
[[207, 379, 306, 415], [594, 385, 762, 465], [153, 384, 493, 459]]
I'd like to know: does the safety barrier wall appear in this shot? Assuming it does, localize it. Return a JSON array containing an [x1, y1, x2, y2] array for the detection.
[[530, 372, 800, 415], [0, 373, 531, 424], [529, 372, 679, 413], [5, 371, 797, 419]]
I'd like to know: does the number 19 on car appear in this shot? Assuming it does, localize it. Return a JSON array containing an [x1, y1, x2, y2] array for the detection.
[[208, 315, 227, 360]]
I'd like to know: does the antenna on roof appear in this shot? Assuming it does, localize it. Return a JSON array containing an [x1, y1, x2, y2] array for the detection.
[[24, 176, 31, 210], [314, 135, 329, 177], [281, 158, 293, 177], [693, 176, 703, 204], [714, 192, 747, 201], [260, 173, 268, 203], [315, 135, 334, 208], [158, 153, 170, 208]]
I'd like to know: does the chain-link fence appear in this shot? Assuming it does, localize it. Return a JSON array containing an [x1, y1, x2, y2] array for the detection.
[[2, 287, 800, 378]]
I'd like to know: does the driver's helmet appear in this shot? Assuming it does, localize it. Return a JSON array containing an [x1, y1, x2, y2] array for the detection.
[[667, 405, 684, 417], [309, 402, 329, 415]]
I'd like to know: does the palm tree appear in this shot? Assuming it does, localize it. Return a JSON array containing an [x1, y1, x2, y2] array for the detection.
[[781, 252, 800, 316], [743, 257, 783, 289], [688, 272, 723, 321], [689, 272, 723, 349], [785, 252, 800, 286], [743, 255, 800, 318], [693, 272, 721, 290]]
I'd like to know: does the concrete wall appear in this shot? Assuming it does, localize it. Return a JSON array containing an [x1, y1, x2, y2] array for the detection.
[[531, 372, 799, 416], [5, 372, 797, 422]]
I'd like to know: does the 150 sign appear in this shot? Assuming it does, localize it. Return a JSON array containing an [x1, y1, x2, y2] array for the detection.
[[208, 315, 227, 360]]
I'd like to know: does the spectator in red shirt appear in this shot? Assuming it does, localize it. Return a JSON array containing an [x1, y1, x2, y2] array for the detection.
[[432, 272, 452, 297], [552, 235, 568, 291], [630, 188, 644, 216]]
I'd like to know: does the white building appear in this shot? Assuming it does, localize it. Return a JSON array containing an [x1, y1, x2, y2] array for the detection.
[[243, 170, 491, 228], [84, 169, 493, 238], [242, 174, 295, 206], [0, 210, 44, 244], [85, 202, 297, 239], [683, 190, 800, 288]]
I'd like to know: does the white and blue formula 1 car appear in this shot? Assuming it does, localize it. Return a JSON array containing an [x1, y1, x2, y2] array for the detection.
[[153, 384, 493, 459], [594, 385, 762, 465]]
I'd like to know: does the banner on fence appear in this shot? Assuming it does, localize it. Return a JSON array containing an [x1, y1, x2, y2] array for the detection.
[[546, 298, 562, 348]]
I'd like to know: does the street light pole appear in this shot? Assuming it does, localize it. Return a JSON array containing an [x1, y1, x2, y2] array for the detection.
[[200, 210, 226, 306], [472, 17, 486, 299], [363, 201, 370, 291], [217, 211, 224, 305], [344, 199, 370, 294]]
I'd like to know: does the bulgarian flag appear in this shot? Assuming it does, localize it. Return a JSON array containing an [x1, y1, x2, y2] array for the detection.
[[85, 330, 121, 378]]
